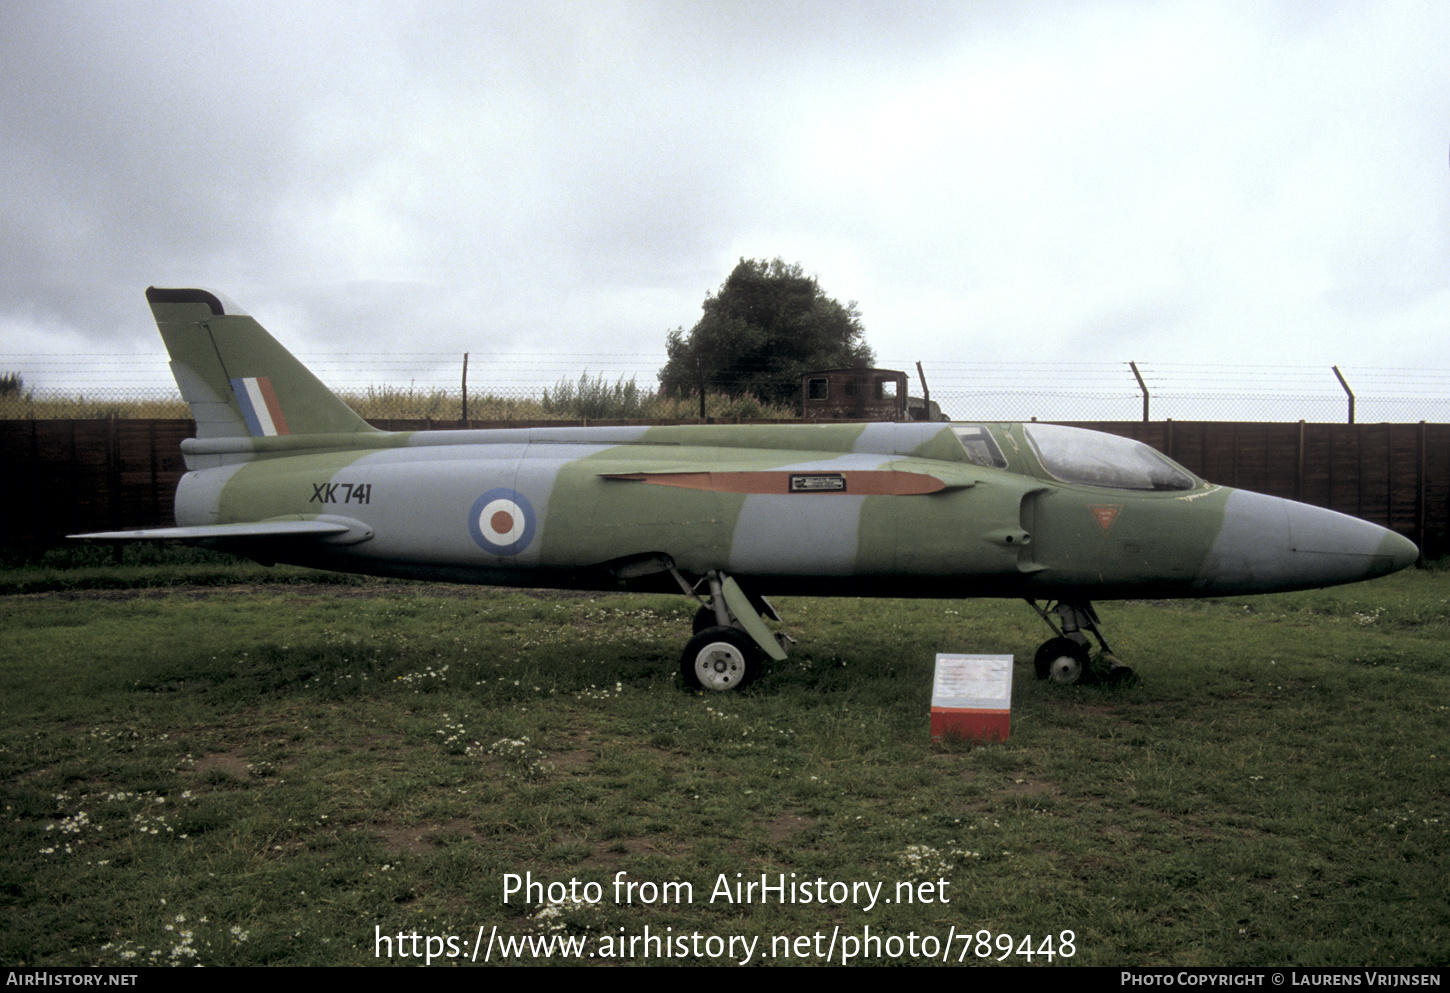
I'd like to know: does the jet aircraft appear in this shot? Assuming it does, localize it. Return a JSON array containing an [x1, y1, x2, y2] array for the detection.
[[72, 288, 1420, 692]]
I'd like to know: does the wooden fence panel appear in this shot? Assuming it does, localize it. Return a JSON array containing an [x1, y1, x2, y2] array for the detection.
[[1421, 424, 1450, 552]]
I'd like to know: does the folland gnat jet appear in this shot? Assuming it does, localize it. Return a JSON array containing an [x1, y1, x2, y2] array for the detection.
[[72, 288, 1420, 692]]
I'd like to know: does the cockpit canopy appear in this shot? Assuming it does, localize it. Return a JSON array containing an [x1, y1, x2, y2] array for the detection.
[[1023, 423, 1197, 492]]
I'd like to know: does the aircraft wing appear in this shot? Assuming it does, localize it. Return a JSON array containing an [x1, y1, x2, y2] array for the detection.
[[68, 520, 356, 541]]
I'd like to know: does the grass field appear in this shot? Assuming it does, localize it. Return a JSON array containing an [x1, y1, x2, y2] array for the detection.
[[1, 557, 1446, 967]]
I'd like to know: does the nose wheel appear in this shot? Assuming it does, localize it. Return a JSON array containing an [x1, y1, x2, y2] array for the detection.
[[1026, 599, 1134, 685], [1034, 637, 1090, 683]]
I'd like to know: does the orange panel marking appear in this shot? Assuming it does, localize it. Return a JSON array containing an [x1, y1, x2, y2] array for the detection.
[[601, 470, 946, 495]]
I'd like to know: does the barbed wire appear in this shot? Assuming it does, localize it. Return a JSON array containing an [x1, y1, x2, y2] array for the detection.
[[4, 387, 1447, 423], [4, 356, 1449, 422], [7, 353, 1446, 386]]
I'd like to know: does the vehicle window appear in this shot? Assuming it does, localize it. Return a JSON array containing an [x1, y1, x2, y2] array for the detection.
[[952, 425, 1008, 469], [1024, 423, 1196, 491]]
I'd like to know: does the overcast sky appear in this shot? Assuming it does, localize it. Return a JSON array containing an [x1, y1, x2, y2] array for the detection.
[[4, 0, 1448, 415]]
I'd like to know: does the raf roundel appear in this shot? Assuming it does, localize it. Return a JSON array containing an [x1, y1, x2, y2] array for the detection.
[[468, 489, 536, 556]]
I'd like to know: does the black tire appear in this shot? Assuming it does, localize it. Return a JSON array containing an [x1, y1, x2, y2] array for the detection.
[[1034, 637, 1090, 684], [680, 626, 761, 692], [692, 604, 719, 635]]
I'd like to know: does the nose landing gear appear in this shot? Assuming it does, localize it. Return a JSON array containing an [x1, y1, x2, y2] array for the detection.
[[1026, 599, 1135, 685]]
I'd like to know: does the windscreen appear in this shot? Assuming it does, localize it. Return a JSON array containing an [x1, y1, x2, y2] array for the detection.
[[1024, 424, 1196, 491]]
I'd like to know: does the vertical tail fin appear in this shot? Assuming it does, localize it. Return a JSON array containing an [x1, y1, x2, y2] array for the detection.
[[146, 287, 377, 440]]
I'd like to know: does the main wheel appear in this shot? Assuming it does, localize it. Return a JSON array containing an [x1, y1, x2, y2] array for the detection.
[[681, 627, 761, 692], [692, 604, 719, 635], [1034, 637, 1090, 684]]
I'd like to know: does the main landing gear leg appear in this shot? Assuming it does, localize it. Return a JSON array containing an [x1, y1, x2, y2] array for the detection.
[[674, 568, 791, 693], [1025, 599, 1135, 685]]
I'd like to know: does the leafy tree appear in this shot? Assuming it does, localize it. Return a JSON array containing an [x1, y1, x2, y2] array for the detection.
[[658, 258, 874, 407]]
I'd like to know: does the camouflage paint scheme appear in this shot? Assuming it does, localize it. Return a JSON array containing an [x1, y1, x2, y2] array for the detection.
[[73, 288, 1419, 691]]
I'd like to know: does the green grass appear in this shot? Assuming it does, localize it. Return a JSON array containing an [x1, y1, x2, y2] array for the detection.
[[0, 544, 370, 595], [1, 565, 1446, 967]]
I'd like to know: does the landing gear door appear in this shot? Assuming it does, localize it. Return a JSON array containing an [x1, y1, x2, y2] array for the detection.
[[720, 575, 788, 661]]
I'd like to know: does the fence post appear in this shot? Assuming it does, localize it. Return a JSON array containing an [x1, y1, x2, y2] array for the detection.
[[1296, 420, 1305, 503], [1416, 421, 1426, 553], [108, 414, 122, 563], [1129, 361, 1149, 422], [461, 352, 469, 422], [149, 419, 159, 525], [1332, 366, 1355, 424]]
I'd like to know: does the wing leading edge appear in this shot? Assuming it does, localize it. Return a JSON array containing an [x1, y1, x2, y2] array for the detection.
[[68, 520, 356, 541]]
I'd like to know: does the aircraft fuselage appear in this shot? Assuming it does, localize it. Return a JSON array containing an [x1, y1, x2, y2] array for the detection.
[[173, 420, 1416, 601]]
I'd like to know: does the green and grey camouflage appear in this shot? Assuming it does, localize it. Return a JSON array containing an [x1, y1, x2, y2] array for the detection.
[[72, 288, 1419, 691]]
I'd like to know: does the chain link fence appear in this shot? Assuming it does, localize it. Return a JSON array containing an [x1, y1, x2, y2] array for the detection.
[[3, 358, 1448, 423], [923, 390, 1450, 424], [902, 362, 1450, 424]]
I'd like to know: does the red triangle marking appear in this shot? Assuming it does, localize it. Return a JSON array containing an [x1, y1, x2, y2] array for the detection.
[[1090, 505, 1121, 533]]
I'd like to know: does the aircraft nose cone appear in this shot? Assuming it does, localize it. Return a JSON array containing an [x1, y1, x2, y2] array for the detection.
[[1196, 489, 1419, 595], [1380, 529, 1422, 573]]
